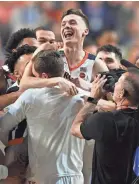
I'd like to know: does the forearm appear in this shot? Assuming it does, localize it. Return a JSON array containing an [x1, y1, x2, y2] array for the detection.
[[19, 76, 60, 90], [97, 99, 116, 112], [0, 92, 21, 110], [71, 102, 96, 138]]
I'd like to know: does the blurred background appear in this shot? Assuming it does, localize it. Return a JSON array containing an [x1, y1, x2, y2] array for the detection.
[[0, 1, 139, 66]]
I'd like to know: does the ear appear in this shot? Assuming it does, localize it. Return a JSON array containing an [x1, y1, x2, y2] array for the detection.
[[41, 73, 49, 79], [83, 28, 89, 37], [119, 89, 125, 99], [13, 70, 21, 80]]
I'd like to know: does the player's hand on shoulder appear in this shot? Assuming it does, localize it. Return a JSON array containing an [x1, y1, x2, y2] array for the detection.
[[58, 78, 78, 96]]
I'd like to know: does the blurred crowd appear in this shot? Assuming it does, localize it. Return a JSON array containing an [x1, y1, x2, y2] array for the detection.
[[0, 1, 139, 66], [0, 3, 139, 184]]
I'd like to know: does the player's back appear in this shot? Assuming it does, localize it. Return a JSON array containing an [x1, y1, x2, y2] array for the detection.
[[25, 87, 85, 183]]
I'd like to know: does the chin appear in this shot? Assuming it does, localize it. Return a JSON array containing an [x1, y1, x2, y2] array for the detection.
[[64, 40, 73, 45]]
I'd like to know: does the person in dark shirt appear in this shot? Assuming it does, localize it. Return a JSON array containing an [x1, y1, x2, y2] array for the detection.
[[71, 67, 139, 184], [94, 44, 139, 112]]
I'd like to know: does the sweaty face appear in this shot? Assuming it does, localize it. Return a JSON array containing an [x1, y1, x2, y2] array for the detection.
[[20, 38, 38, 47], [36, 30, 55, 46], [113, 73, 126, 103], [96, 51, 120, 70], [61, 14, 88, 44], [14, 54, 33, 81]]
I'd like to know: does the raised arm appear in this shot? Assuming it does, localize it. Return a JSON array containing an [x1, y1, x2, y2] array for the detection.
[[19, 42, 78, 95], [19, 61, 78, 95], [71, 75, 107, 138], [19, 61, 61, 89]]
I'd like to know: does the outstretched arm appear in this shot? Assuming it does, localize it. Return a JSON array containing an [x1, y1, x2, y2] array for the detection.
[[71, 75, 107, 138], [19, 62, 61, 89], [19, 62, 78, 96]]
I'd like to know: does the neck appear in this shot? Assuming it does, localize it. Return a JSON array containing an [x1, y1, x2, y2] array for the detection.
[[64, 41, 85, 67], [116, 99, 137, 110]]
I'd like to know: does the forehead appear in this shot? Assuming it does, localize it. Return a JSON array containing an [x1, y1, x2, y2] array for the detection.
[[62, 14, 84, 23], [36, 30, 55, 39], [21, 38, 37, 47], [18, 54, 33, 63], [97, 51, 116, 59]]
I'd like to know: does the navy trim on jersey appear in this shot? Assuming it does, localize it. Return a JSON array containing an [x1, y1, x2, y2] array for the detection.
[[88, 53, 96, 60]]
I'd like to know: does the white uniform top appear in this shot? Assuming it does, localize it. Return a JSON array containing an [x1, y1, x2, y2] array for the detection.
[[59, 50, 96, 184], [0, 87, 85, 183], [59, 50, 96, 82]]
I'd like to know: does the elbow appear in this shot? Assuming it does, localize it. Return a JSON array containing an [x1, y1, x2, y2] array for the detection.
[[70, 125, 84, 139], [70, 127, 77, 137]]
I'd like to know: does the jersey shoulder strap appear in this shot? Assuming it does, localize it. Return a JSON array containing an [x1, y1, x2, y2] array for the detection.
[[88, 53, 96, 60]]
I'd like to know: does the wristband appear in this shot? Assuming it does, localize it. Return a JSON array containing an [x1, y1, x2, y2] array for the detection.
[[87, 97, 98, 104]]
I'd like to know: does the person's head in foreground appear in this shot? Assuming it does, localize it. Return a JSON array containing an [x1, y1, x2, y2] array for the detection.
[[32, 50, 64, 79], [5, 45, 37, 81], [113, 67, 139, 107], [61, 9, 89, 46]]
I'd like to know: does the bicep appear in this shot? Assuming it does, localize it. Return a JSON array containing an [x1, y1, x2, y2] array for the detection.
[[80, 112, 117, 141]]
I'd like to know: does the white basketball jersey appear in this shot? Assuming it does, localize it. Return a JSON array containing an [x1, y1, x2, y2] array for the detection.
[[59, 50, 96, 184], [59, 50, 96, 82]]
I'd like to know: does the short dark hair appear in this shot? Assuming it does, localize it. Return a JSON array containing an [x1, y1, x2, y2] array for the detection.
[[33, 50, 64, 77], [124, 68, 139, 106], [5, 45, 37, 73], [61, 9, 89, 29], [5, 28, 36, 53], [96, 44, 122, 61]]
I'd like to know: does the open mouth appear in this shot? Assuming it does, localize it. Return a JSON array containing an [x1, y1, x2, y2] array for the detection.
[[64, 31, 74, 39]]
